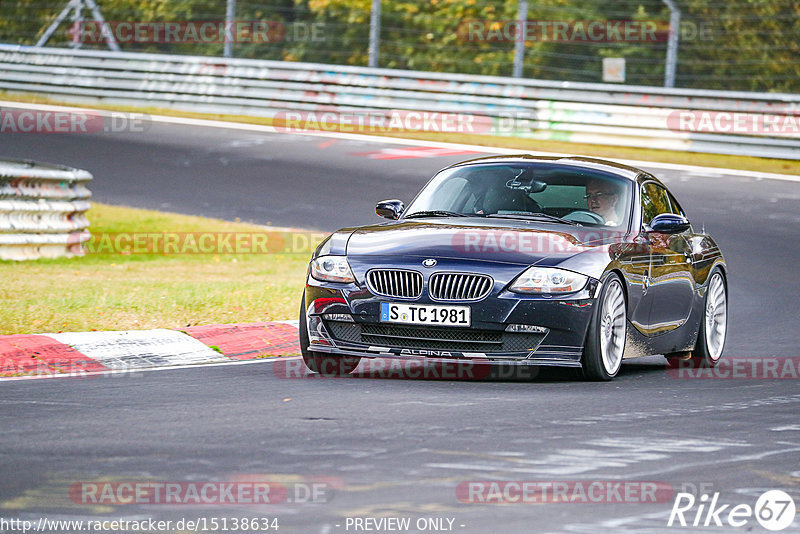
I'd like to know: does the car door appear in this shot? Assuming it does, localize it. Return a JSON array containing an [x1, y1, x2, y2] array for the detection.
[[639, 181, 696, 335]]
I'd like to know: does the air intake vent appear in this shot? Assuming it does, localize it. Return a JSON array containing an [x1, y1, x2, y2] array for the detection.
[[366, 269, 423, 298], [325, 320, 545, 354], [429, 273, 492, 301]]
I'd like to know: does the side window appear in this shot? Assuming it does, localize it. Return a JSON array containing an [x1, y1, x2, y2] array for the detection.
[[641, 182, 672, 225]]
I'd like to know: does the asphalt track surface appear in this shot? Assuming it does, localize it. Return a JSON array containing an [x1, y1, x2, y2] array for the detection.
[[2, 119, 800, 533]]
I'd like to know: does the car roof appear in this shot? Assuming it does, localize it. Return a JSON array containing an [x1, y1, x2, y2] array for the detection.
[[445, 155, 644, 181]]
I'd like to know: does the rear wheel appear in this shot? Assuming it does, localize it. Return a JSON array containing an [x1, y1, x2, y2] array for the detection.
[[692, 270, 728, 366], [299, 292, 361, 376], [581, 273, 627, 381], [665, 269, 727, 369]]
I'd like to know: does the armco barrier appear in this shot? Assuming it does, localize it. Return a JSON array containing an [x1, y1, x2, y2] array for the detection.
[[0, 44, 798, 159], [0, 158, 91, 260]]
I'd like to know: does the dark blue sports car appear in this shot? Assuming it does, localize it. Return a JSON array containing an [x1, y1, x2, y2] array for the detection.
[[300, 156, 727, 380]]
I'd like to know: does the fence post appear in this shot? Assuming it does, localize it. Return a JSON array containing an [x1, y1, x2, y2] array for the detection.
[[224, 0, 237, 58], [512, 0, 528, 78], [368, 0, 381, 68], [662, 0, 681, 87]]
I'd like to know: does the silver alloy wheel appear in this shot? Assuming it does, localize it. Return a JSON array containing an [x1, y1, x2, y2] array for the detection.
[[704, 273, 727, 361], [599, 280, 626, 375]]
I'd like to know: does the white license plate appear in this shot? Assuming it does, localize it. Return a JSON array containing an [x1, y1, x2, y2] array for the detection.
[[380, 302, 470, 326]]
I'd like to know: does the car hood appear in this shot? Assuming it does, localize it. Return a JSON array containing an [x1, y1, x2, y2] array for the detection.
[[343, 219, 627, 267]]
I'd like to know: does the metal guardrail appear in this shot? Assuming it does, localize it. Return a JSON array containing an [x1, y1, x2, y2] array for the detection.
[[0, 158, 91, 260], [0, 44, 799, 159]]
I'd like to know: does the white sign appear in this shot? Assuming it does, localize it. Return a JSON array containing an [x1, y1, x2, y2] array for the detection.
[[603, 57, 626, 83]]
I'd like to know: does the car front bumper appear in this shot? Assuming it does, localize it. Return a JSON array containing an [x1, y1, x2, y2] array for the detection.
[[303, 275, 600, 368]]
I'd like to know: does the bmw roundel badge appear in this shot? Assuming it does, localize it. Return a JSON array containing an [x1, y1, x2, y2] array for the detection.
[[422, 259, 437, 268]]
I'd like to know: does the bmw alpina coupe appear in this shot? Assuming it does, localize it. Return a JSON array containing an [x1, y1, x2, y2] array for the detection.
[[299, 156, 727, 380]]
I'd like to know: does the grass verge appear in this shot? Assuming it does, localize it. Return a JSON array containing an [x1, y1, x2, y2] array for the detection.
[[1, 203, 318, 335], [2, 91, 798, 177]]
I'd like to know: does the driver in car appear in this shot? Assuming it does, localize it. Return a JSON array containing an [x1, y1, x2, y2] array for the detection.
[[585, 180, 621, 226]]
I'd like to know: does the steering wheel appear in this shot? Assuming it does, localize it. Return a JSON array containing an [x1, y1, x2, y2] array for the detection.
[[563, 209, 605, 224]]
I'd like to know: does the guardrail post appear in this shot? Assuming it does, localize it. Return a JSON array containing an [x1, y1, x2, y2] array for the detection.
[[368, 0, 381, 68], [512, 0, 528, 78]]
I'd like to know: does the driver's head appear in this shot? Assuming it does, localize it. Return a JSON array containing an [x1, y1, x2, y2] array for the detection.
[[585, 179, 619, 221]]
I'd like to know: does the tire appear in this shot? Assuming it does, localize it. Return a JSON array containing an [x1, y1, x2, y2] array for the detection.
[[690, 269, 727, 367], [581, 273, 627, 381], [299, 292, 361, 376]]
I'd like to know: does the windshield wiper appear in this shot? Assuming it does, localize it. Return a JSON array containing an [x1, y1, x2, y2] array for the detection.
[[484, 212, 582, 226], [404, 210, 468, 219]]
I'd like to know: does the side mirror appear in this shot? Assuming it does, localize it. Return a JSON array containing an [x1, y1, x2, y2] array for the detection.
[[646, 213, 691, 234], [376, 199, 404, 220]]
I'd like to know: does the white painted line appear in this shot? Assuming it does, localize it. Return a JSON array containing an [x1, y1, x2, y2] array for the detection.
[[0, 354, 302, 382], [771, 424, 800, 431], [1, 100, 797, 183]]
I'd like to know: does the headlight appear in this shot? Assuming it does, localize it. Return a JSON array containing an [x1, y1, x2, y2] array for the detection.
[[509, 267, 588, 294], [310, 255, 355, 283]]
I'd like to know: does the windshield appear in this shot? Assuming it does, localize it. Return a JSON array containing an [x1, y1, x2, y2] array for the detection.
[[404, 162, 633, 228]]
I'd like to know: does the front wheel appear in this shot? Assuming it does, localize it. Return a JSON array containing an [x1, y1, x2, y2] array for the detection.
[[298, 292, 361, 376], [581, 273, 627, 381], [665, 269, 727, 370]]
